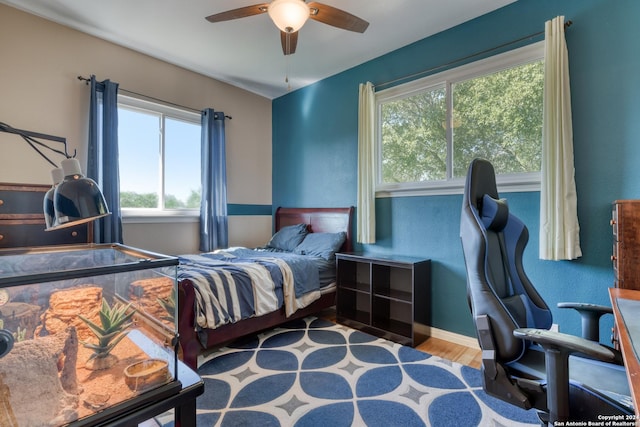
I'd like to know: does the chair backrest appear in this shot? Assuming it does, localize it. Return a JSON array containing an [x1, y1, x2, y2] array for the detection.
[[460, 158, 552, 363]]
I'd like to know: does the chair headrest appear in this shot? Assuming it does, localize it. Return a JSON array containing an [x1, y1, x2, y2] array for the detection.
[[480, 194, 509, 231]]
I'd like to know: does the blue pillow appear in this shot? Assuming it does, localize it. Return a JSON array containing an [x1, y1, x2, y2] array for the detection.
[[294, 232, 346, 261], [480, 194, 509, 231], [266, 223, 308, 251]]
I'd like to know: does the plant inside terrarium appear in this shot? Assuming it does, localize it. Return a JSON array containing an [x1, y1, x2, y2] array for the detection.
[[12, 326, 26, 342], [79, 299, 136, 370], [156, 288, 176, 322]]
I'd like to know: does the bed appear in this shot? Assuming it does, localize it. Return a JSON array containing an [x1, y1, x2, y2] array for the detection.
[[177, 206, 354, 369]]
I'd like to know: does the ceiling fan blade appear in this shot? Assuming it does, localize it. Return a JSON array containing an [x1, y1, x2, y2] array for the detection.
[[205, 3, 269, 23], [280, 31, 298, 56], [307, 2, 369, 33]]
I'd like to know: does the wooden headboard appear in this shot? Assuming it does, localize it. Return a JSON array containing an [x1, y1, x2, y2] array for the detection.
[[275, 207, 354, 253]]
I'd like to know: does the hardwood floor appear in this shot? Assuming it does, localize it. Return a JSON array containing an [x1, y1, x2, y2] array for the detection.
[[318, 308, 482, 369], [416, 336, 482, 369]]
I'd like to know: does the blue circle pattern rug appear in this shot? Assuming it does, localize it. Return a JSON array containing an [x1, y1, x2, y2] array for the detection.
[[160, 317, 540, 426]]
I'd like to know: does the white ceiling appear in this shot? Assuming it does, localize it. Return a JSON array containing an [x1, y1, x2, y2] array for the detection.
[[1, 0, 515, 99]]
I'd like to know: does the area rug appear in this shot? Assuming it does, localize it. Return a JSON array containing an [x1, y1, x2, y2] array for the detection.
[[159, 317, 540, 426]]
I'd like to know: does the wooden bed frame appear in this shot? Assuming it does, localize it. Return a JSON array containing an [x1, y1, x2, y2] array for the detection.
[[177, 206, 354, 369]]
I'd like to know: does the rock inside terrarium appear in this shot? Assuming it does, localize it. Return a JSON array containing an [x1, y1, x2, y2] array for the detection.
[[0, 302, 40, 340], [36, 286, 103, 341], [0, 327, 80, 426], [129, 277, 175, 325]]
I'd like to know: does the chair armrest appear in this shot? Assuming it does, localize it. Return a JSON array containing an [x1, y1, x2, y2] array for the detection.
[[557, 302, 612, 314], [513, 328, 616, 362], [557, 302, 612, 342], [514, 327, 617, 423]]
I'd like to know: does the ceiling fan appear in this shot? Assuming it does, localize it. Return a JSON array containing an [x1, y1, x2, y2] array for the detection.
[[205, 0, 369, 55]]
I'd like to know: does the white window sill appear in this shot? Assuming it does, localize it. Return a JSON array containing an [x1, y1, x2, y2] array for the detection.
[[376, 173, 540, 197]]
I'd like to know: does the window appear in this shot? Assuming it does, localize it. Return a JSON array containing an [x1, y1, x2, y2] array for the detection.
[[118, 96, 201, 217], [376, 42, 544, 195]]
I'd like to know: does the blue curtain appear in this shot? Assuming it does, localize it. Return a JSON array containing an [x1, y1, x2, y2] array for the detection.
[[200, 109, 228, 252], [87, 75, 123, 244]]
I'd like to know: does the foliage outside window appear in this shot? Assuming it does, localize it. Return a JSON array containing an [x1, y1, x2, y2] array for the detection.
[[118, 96, 201, 216], [376, 42, 544, 195]]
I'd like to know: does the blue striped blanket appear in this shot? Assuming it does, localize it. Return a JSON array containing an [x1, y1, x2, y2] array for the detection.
[[178, 248, 322, 330]]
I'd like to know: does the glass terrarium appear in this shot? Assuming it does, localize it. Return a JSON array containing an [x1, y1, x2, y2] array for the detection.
[[0, 243, 179, 427]]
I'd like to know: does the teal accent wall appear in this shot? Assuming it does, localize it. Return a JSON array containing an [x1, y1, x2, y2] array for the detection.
[[272, 0, 640, 340], [228, 204, 272, 216]]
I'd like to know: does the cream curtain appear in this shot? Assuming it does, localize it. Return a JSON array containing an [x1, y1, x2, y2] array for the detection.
[[539, 16, 582, 260], [357, 82, 376, 244]]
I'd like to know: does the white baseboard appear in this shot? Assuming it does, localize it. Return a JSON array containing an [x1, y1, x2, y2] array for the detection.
[[415, 323, 480, 350]]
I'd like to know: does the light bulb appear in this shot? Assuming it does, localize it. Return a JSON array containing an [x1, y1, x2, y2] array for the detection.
[[268, 0, 309, 33]]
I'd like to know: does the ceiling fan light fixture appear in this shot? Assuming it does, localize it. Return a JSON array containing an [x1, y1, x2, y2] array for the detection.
[[268, 0, 310, 33]]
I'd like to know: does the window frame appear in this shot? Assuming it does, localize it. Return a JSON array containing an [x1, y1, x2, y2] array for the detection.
[[117, 95, 201, 222], [375, 41, 544, 197]]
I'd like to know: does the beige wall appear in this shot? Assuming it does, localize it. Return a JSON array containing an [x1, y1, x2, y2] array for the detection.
[[0, 4, 273, 254]]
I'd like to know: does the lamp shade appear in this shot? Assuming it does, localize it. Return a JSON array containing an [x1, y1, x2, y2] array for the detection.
[[49, 158, 110, 230], [268, 0, 309, 33], [43, 167, 64, 229]]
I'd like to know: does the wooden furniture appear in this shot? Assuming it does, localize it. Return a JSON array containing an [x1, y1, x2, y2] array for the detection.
[[609, 287, 640, 418], [335, 252, 431, 346], [178, 206, 354, 369], [610, 200, 640, 348], [611, 200, 640, 290], [0, 182, 91, 248]]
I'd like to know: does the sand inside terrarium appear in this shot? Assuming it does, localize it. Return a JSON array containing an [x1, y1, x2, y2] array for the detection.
[[76, 334, 151, 419]]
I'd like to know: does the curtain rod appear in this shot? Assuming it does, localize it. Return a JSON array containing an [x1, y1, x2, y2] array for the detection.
[[76, 75, 232, 119], [374, 20, 572, 91]]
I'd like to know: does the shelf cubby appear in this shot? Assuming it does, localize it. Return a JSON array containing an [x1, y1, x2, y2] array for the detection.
[[336, 252, 431, 346]]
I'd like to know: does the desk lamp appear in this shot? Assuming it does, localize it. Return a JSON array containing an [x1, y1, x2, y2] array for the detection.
[[0, 121, 110, 231]]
